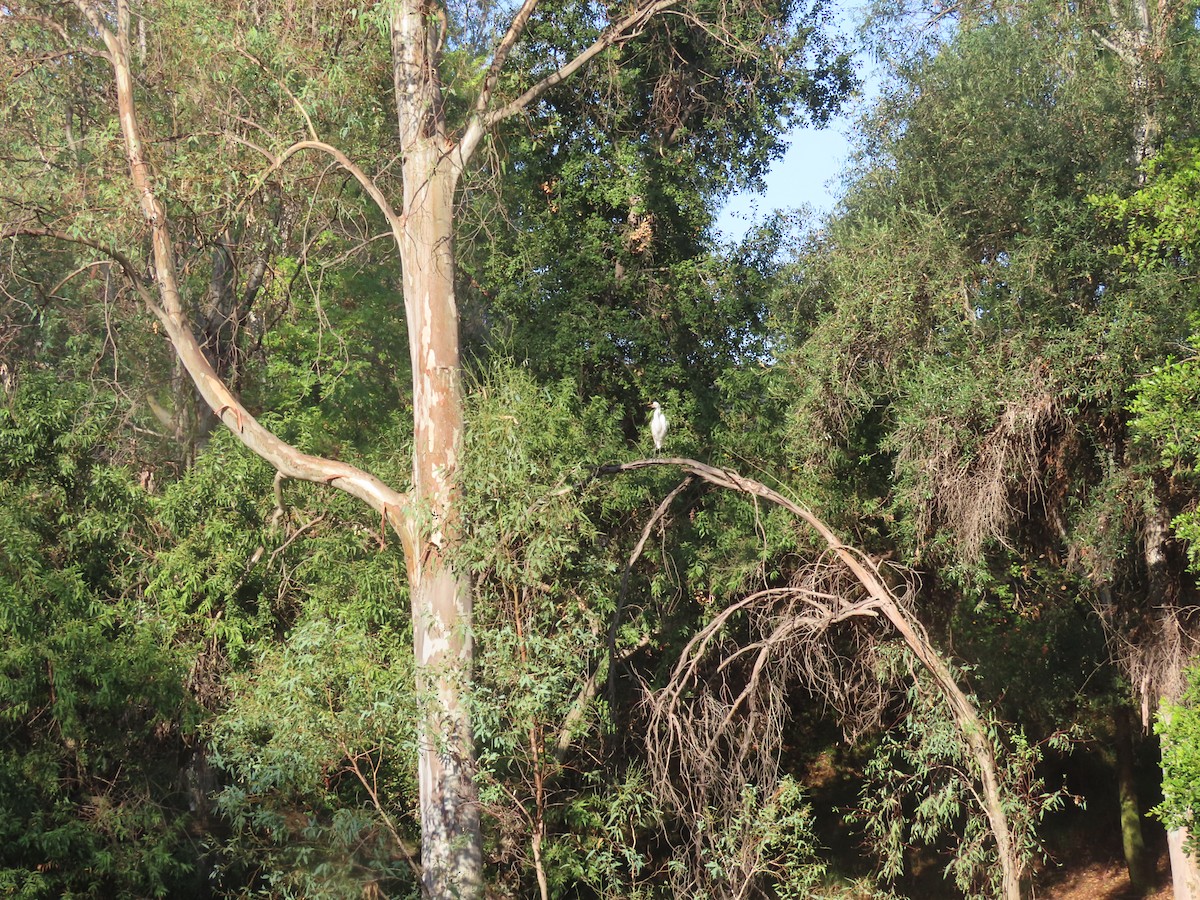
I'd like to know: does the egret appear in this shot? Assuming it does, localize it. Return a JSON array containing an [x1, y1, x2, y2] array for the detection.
[[649, 401, 668, 452]]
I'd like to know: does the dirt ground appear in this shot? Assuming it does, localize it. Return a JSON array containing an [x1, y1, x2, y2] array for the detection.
[[1035, 851, 1173, 900]]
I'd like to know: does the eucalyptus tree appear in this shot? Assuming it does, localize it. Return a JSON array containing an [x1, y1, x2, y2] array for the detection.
[[456, 31, 849, 433], [0, 0, 849, 895]]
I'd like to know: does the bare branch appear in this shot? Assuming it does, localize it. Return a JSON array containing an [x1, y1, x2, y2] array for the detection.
[[606, 476, 694, 695], [473, 0, 544, 116], [459, 0, 679, 160], [241, 139, 405, 249]]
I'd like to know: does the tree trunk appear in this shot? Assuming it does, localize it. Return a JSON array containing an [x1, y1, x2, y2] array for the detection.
[[1167, 817, 1200, 899], [1143, 504, 1200, 900], [1114, 704, 1152, 894], [400, 143, 482, 900], [1128, 0, 1159, 173]]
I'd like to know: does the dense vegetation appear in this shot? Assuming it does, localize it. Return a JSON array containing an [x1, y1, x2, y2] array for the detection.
[[2, 0, 1200, 897]]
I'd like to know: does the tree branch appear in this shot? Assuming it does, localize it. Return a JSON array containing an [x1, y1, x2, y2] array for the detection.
[[2, 224, 163, 315], [459, 0, 679, 161], [599, 456, 1024, 899], [239, 139, 406, 249], [61, 1, 415, 554], [1, 9, 112, 61], [486, 0, 677, 125], [606, 476, 694, 700], [473, 0, 544, 116], [235, 48, 319, 142]]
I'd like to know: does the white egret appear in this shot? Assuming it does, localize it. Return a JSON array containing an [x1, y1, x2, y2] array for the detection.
[[649, 401, 668, 452]]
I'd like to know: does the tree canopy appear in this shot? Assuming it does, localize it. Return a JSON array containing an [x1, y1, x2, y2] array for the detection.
[[4, 0, 1200, 896]]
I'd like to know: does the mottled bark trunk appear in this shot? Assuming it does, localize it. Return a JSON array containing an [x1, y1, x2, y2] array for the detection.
[[1128, 0, 1159, 173], [1167, 808, 1200, 900], [1143, 505, 1200, 900], [1114, 704, 1151, 894], [400, 144, 481, 899]]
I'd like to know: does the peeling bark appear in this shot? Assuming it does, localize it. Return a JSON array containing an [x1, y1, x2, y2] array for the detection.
[[36, 1, 772, 896]]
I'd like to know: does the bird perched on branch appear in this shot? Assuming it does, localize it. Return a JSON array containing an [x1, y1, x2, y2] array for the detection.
[[649, 401, 668, 452]]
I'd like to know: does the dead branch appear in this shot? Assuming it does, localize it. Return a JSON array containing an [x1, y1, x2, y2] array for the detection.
[[599, 456, 1024, 900]]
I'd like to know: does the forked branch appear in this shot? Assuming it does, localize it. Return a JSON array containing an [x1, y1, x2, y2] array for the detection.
[[459, 0, 679, 161], [63, 1, 414, 554]]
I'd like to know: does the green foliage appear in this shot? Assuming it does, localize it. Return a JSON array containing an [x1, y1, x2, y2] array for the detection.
[[141, 401, 417, 896], [1152, 658, 1200, 852], [209, 618, 419, 900], [457, 0, 854, 438], [775, 0, 1200, 559], [761, 778, 829, 898], [852, 654, 1069, 899], [1095, 143, 1200, 270], [459, 363, 652, 894], [539, 768, 663, 899], [681, 778, 827, 900], [251, 260, 412, 453], [1115, 148, 1200, 567], [1129, 339, 1200, 568], [457, 362, 832, 896], [14, 0, 1200, 892], [0, 377, 200, 898]]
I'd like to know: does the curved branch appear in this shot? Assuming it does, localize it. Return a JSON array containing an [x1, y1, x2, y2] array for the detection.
[[600, 456, 1023, 900], [234, 138, 412, 324], [241, 139, 405, 247], [606, 476, 694, 694], [63, 1, 416, 559]]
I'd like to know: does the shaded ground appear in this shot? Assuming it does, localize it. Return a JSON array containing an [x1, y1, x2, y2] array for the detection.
[[1034, 757, 1173, 900], [1036, 853, 1172, 900]]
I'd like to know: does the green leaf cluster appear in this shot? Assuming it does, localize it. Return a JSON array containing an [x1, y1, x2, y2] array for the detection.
[[0, 377, 201, 898]]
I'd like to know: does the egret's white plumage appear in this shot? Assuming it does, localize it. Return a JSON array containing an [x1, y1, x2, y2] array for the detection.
[[649, 401, 668, 452]]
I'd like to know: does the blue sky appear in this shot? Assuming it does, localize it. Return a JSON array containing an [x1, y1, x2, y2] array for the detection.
[[716, 119, 854, 241], [716, 5, 881, 242]]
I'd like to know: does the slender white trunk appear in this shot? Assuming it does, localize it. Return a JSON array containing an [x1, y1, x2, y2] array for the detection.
[[400, 142, 482, 899], [1168, 825, 1200, 899]]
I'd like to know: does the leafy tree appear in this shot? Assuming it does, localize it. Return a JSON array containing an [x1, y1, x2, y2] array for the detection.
[[766, 0, 1200, 891], [1, 1, 852, 895]]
